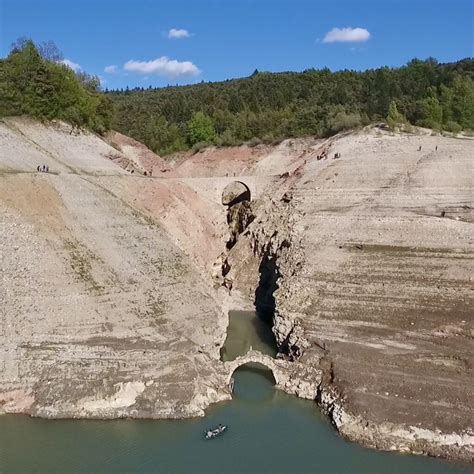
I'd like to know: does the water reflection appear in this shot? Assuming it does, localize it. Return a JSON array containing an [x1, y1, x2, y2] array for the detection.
[[231, 363, 276, 402]]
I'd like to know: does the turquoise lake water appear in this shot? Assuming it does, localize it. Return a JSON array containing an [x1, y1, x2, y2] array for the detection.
[[0, 311, 471, 473]]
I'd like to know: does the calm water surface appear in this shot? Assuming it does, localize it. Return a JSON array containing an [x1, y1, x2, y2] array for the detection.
[[220, 310, 277, 361], [0, 312, 471, 473]]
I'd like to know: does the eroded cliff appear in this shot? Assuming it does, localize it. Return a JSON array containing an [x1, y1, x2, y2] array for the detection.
[[0, 118, 230, 419], [221, 129, 474, 462], [1, 118, 472, 461]]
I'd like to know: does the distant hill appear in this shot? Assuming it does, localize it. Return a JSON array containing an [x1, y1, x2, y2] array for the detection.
[[107, 58, 474, 155], [1, 39, 473, 156]]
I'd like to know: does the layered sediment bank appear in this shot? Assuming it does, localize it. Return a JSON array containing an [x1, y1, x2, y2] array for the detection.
[[1, 118, 472, 462], [220, 130, 473, 462]]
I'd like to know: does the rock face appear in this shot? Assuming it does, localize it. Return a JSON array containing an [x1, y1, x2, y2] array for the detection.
[[225, 201, 253, 251], [0, 117, 230, 419], [104, 130, 171, 175], [1, 118, 473, 462], [225, 129, 474, 462]]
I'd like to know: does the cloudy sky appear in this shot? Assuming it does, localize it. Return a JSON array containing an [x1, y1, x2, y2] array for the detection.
[[0, 0, 472, 89]]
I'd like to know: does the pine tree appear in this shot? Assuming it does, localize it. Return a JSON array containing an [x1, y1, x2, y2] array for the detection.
[[0, 37, 113, 133], [387, 100, 405, 130], [422, 95, 443, 129]]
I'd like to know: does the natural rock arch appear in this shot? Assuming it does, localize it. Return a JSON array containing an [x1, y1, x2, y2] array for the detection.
[[222, 181, 251, 207]]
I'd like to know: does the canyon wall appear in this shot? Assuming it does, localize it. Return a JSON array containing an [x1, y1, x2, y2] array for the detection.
[[1, 118, 472, 461]]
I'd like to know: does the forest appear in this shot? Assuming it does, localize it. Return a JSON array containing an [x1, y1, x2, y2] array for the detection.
[[0, 38, 473, 155], [0, 39, 113, 134], [107, 58, 474, 155]]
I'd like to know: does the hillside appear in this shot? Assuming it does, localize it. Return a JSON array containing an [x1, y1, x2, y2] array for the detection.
[[222, 127, 474, 461], [0, 39, 113, 133], [108, 58, 474, 155], [0, 117, 473, 460], [0, 117, 229, 419]]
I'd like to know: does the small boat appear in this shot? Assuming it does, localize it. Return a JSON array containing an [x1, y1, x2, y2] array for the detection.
[[205, 424, 227, 439]]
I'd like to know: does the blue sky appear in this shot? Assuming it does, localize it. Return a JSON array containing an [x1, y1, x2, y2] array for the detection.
[[1, 0, 473, 89]]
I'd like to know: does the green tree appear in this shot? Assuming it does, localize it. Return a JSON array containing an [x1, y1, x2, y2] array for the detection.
[[422, 95, 443, 129], [326, 105, 362, 134], [387, 100, 406, 130], [105, 57, 474, 155], [0, 37, 113, 133], [187, 111, 216, 145], [450, 75, 474, 129]]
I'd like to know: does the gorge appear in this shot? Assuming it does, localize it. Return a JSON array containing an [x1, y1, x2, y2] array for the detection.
[[0, 117, 473, 467]]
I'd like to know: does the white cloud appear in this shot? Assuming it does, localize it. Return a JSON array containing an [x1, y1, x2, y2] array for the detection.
[[104, 65, 118, 74], [323, 27, 371, 44], [167, 28, 190, 39], [99, 75, 107, 85], [124, 57, 201, 78], [60, 59, 82, 72]]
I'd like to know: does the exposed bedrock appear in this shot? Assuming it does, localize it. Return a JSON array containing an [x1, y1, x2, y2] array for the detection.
[[222, 130, 474, 462], [214, 180, 255, 287], [225, 194, 311, 359], [0, 118, 231, 420], [1, 119, 473, 462], [225, 200, 254, 251]]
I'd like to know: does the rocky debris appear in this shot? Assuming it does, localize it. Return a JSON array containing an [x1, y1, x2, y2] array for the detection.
[[105, 130, 170, 175], [277, 319, 309, 361], [104, 150, 143, 175], [211, 253, 231, 287], [225, 200, 254, 250]]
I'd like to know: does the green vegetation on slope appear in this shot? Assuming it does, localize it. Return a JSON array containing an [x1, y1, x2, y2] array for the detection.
[[107, 58, 474, 155], [0, 39, 113, 134]]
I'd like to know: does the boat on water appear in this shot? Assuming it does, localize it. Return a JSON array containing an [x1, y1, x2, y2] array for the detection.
[[205, 424, 227, 439]]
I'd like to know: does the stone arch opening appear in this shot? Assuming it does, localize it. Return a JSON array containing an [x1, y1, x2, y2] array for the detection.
[[226, 357, 278, 385], [228, 362, 277, 393], [222, 181, 254, 251], [221, 181, 251, 207]]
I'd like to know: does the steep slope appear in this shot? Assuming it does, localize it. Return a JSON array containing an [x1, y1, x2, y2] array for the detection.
[[1, 118, 472, 462], [224, 128, 474, 461], [104, 130, 171, 175], [0, 117, 229, 418]]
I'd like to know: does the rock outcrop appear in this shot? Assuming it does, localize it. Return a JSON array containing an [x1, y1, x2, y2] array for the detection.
[[224, 128, 474, 462], [1, 118, 472, 462]]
